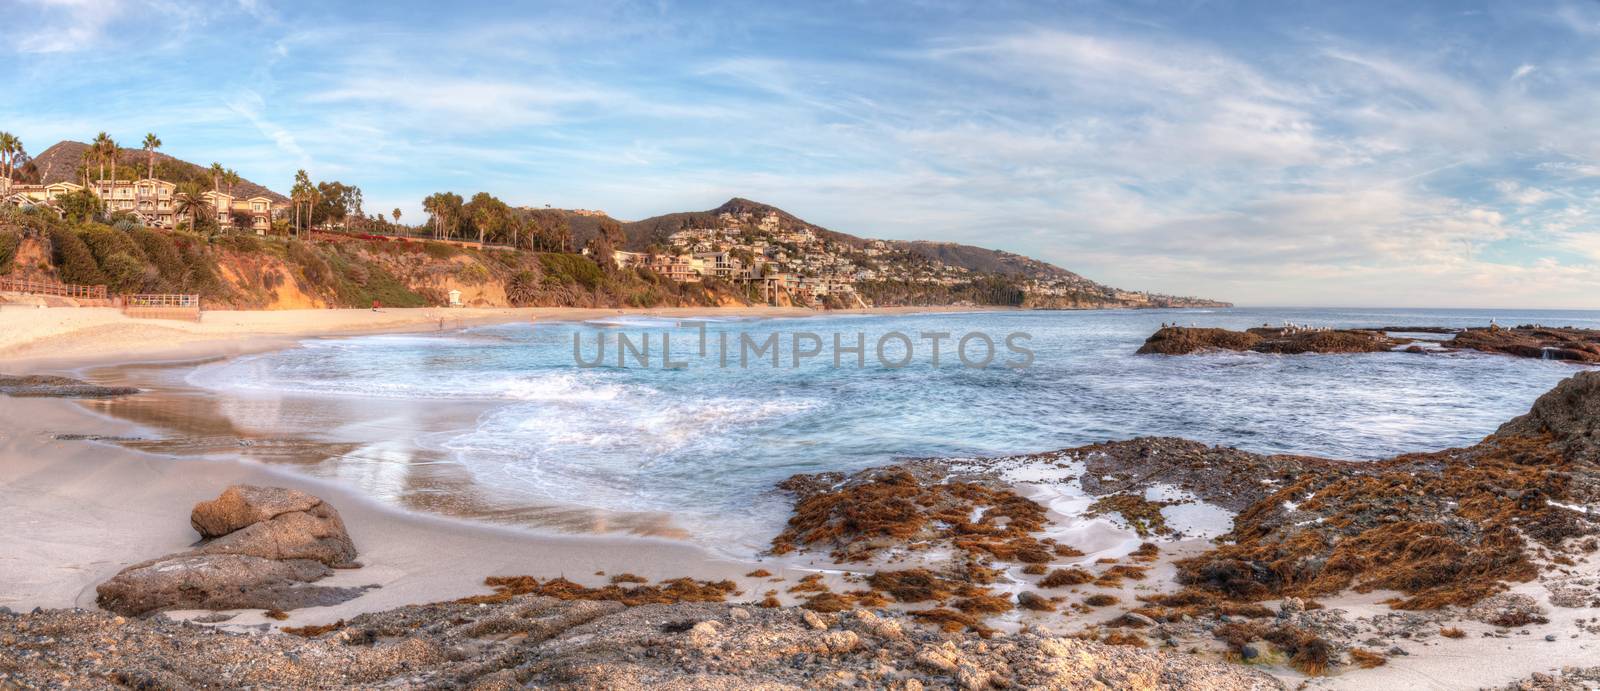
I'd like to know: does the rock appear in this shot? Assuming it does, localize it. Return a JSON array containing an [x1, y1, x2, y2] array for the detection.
[[95, 486, 365, 616], [195, 505, 357, 566], [1495, 371, 1600, 462], [1136, 327, 1261, 355], [191, 485, 327, 538], [1240, 643, 1260, 660], [1136, 326, 1401, 356], [1017, 591, 1055, 612], [802, 609, 829, 630], [1546, 634, 1559, 642], [95, 554, 366, 616], [0, 374, 139, 398], [1122, 612, 1159, 628]]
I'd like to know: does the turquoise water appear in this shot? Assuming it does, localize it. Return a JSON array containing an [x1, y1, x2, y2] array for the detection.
[[189, 307, 1600, 552]]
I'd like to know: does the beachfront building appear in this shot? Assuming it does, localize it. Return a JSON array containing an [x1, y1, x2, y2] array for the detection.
[[607, 250, 648, 270], [0, 181, 86, 219], [692, 251, 745, 279], [201, 191, 276, 234], [93, 179, 178, 227], [646, 254, 700, 282]]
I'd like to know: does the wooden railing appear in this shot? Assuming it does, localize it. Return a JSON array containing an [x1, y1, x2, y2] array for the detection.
[[122, 293, 202, 321], [124, 294, 200, 308], [0, 277, 108, 300]]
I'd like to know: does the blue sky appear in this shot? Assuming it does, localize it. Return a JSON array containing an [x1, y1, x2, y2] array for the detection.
[[3, 0, 1598, 307]]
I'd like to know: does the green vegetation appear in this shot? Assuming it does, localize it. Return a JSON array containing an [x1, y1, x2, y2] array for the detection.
[[539, 253, 604, 289], [48, 227, 108, 286], [0, 229, 17, 274], [854, 275, 1028, 307], [2, 203, 737, 309]]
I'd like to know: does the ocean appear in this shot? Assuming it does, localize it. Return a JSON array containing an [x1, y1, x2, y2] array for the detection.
[[182, 307, 1600, 555]]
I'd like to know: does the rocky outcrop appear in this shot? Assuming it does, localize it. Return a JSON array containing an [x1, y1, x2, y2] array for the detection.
[[96, 485, 367, 616], [0, 374, 138, 398], [1137, 326, 1403, 355], [0, 599, 1281, 690], [1139, 324, 1600, 362], [1448, 326, 1600, 363], [1495, 371, 1600, 462], [1136, 327, 1262, 354]]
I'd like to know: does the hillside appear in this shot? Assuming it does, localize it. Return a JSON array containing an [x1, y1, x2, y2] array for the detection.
[[23, 140, 288, 202], [618, 197, 1228, 309], [0, 208, 746, 311]]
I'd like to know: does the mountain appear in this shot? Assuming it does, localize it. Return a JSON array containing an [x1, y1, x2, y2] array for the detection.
[[610, 197, 1228, 309], [23, 141, 288, 203]]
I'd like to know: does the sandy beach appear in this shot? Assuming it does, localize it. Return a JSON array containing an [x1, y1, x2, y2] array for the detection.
[[0, 303, 1002, 369]]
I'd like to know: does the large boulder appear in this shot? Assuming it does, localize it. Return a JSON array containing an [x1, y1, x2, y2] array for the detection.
[[94, 555, 366, 615], [190, 486, 358, 567], [191, 485, 326, 538], [96, 485, 367, 616], [1495, 371, 1600, 461]]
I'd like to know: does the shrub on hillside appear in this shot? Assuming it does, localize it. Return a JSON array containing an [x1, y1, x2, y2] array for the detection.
[[216, 234, 264, 253], [100, 252, 150, 293], [127, 228, 188, 292], [285, 240, 333, 289], [455, 263, 491, 285], [506, 270, 540, 306], [423, 241, 459, 260], [0, 230, 17, 274], [48, 227, 107, 287], [539, 253, 603, 290]]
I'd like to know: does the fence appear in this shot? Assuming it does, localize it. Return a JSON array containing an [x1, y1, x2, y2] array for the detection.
[[122, 293, 202, 321], [0, 277, 109, 300]]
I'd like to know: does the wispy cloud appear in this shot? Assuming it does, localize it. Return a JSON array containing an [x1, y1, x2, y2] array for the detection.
[[13, 0, 126, 53]]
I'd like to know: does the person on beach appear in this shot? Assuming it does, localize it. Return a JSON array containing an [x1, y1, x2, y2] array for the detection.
[[372, 300, 381, 312]]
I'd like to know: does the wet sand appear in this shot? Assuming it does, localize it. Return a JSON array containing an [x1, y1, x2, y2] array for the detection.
[[0, 395, 791, 628], [0, 304, 1006, 369]]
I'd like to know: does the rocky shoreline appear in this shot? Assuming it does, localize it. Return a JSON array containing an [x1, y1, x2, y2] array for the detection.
[[4, 373, 1600, 688], [1137, 324, 1600, 362]]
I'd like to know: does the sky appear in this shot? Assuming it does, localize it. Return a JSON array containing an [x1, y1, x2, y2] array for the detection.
[[2, 0, 1598, 308]]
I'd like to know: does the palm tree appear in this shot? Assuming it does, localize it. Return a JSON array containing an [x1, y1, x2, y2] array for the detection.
[[291, 169, 312, 237], [92, 132, 113, 182], [142, 133, 161, 179], [0, 132, 19, 186], [78, 148, 95, 187], [172, 184, 211, 233], [209, 163, 224, 192], [224, 169, 240, 197], [108, 142, 121, 183]]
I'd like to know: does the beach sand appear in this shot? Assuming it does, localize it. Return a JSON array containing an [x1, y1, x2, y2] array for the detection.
[[0, 395, 788, 629], [0, 303, 1000, 369]]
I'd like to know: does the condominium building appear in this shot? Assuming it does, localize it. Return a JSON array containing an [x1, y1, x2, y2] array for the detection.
[[202, 191, 276, 234], [94, 179, 178, 227], [1, 181, 86, 218]]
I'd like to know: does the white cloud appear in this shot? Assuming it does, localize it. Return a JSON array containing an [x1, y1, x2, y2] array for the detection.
[[1496, 180, 1555, 206], [14, 0, 125, 53]]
